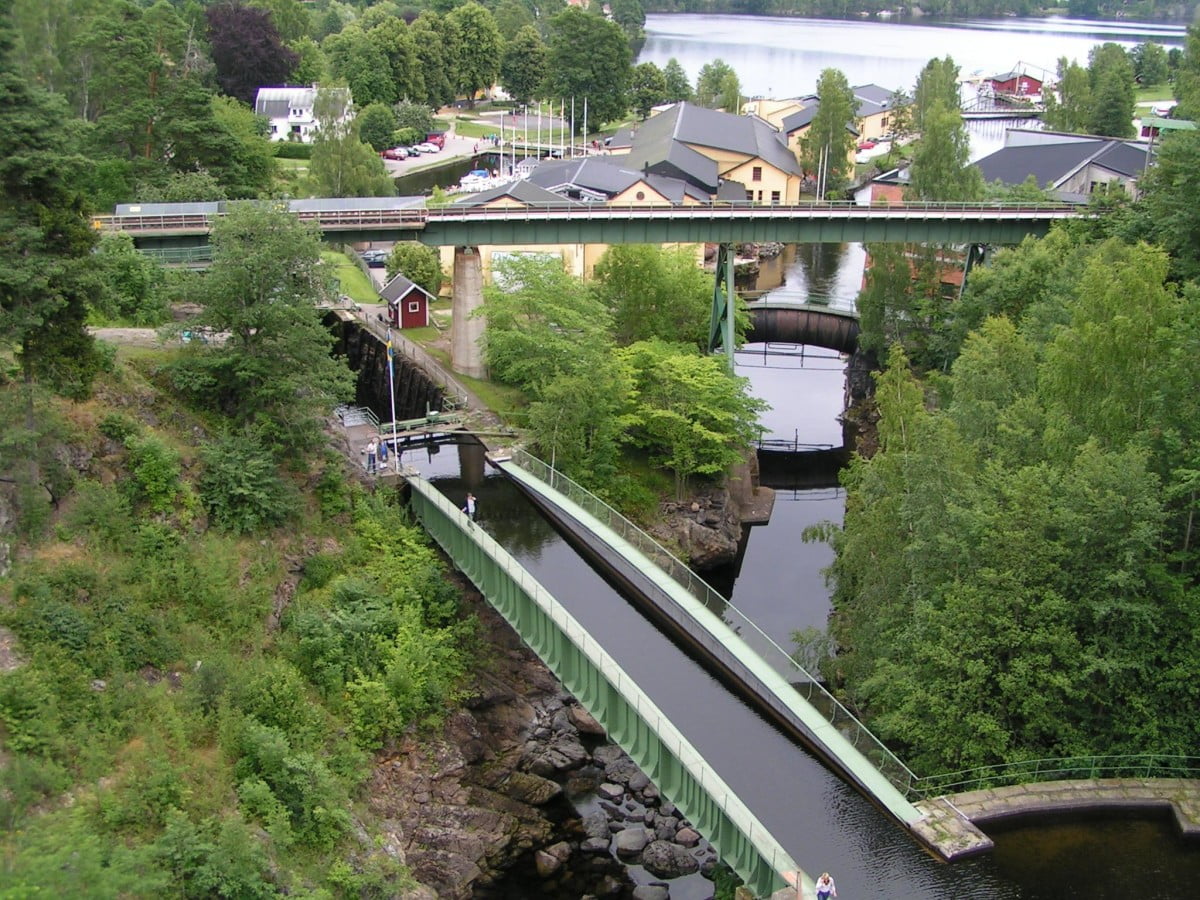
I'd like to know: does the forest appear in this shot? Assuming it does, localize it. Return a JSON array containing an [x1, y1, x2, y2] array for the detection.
[[827, 123, 1200, 775]]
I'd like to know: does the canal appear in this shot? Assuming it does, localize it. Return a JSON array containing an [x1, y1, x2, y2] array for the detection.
[[390, 427, 1200, 898]]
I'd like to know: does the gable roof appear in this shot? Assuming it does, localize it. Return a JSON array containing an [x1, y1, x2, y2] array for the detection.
[[625, 102, 801, 185], [521, 156, 704, 204], [454, 180, 579, 208], [975, 138, 1149, 191], [254, 85, 351, 120], [380, 273, 434, 304], [852, 84, 897, 107]]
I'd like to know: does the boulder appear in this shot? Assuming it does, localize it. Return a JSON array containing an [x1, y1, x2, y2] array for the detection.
[[633, 886, 671, 900], [627, 771, 650, 792], [568, 704, 606, 735], [581, 837, 611, 854], [582, 811, 610, 840], [674, 827, 700, 848], [613, 825, 650, 857], [640, 841, 700, 879], [603, 755, 642, 785], [597, 782, 625, 802], [526, 732, 590, 776], [502, 771, 562, 806], [534, 848, 564, 878], [593, 744, 624, 766]]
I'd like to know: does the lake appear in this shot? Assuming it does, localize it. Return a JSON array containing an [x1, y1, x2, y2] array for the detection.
[[639, 13, 1187, 103]]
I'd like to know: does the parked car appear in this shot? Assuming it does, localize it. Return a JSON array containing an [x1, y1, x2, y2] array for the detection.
[[414, 142, 440, 154], [360, 249, 388, 267], [381, 147, 408, 160], [424, 132, 447, 149]]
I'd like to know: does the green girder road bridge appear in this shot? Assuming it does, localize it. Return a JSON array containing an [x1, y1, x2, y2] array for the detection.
[[98, 198, 1074, 372], [96, 199, 1077, 248]]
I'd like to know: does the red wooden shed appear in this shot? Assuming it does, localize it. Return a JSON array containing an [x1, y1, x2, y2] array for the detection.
[[380, 272, 435, 329], [987, 71, 1043, 97]]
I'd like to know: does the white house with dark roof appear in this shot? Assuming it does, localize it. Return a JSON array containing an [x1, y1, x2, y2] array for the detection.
[[254, 85, 351, 142]]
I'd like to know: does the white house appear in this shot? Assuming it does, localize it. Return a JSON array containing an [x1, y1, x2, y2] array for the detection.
[[254, 85, 351, 143]]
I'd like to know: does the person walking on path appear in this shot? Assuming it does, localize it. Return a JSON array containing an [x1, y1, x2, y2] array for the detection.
[[378, 439, 389, 470], [815, 872, 837, 900], [365, 439, 378, 475], [462, 492, 476, 521]]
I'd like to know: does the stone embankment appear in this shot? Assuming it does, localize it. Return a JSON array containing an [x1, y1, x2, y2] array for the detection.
[[911, 778, 1200, 861], [373, 582, 723, 899]]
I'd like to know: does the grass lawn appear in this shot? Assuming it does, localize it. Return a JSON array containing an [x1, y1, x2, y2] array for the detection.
[[1135, 84, 1174, 103], [322, 251, 378, 304], [444, 117, 492, 139]]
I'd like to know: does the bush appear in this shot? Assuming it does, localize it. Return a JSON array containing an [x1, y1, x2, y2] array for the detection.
[[65, 481, 134, 549], [199, 434, 296, 534], [273, 142, 312, 159], [123, 433, 183, 513]]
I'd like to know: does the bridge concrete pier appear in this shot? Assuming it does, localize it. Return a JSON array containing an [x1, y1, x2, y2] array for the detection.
[[451, 246, 487, 379]]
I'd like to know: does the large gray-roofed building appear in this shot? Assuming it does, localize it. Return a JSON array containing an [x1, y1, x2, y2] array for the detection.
[[454, 180, 579, 207], [523, 156, 712, 204], [975, 131, 1150, 201], [624, 102, 801, 177]]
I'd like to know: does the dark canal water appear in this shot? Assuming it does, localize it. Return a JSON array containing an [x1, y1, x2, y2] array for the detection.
[[390, 433, 1200, 898]]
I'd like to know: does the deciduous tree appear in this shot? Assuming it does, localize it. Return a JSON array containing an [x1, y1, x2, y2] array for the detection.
[[907, 100, 982, 201], [695, 58, 735, 109], [662, 58, 692, 103], [386, 243, 443, 297], [1042, 58, 1092, 133], [630, 62, 666, 119], [1087, 42, 1135, 137], [500, 25, 547, 107], [356, 102, 397, 152], [206, 2, 299, 105], [592, 244, 715, 349], [801, 67, 857, 193], [175, 203, 354, 452], [543, 8, 630, 129], [446, 2, 501, 106], [310, 88, 396, 197]]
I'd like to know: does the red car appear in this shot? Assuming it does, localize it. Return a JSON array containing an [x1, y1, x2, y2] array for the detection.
[[857, 140, 877, 151], [381, 147, 408, 160]]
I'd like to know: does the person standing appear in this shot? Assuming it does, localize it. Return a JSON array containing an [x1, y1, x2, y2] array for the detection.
[[815, 872, 837, 900], [378, 439, 389, 470], [365, 439, 377, 475], [463, 492, 476, 521]]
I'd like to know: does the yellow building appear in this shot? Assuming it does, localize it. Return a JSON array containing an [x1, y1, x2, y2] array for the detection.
[[622, 102, 804, 205], [444, 159, 710, 281]]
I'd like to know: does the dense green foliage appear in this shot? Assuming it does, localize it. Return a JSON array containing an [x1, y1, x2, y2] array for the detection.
[[833, 213, 1200, 773], [165, 203, 355, 454], [386, 242, 445, 296], [801, 67, 857, 192], [0, 383, 470, 892], [479, 249, 764, 501]]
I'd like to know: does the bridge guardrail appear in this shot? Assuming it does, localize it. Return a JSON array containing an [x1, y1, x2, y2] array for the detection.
[[408, 476, 805, 896], [94, 199, 1079, 234], [508, 448, 923, 799], [917, 754, 1200, 797]]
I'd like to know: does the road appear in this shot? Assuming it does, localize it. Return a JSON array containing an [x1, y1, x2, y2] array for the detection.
[[381, 120, 488, 178]]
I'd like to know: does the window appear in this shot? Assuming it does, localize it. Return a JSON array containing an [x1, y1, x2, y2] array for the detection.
[[771, 190, 781, 205], [752, 166, 763, 182], [408, 301, 421, 313], [756, 190, 763, 202], [881, 117, 889, 129], [635, 190, 645, 200]]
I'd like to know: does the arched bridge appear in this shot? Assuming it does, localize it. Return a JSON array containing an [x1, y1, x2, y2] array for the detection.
[[744, 300, 860, 354], [95, 199, 1080, 248]]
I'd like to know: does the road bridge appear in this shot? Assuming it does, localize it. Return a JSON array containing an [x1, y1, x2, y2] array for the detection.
[[99, 198, 1079, 376], [96, 199, 1077, 248]]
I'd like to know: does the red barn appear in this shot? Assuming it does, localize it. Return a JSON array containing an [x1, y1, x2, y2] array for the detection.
[[987, 71, 1043, 97], [380, 272, 434, 329]]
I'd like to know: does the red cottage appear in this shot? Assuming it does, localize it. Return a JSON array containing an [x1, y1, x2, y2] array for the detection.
[[381, 272, 435, 329], [987, 71, 1044, 97]]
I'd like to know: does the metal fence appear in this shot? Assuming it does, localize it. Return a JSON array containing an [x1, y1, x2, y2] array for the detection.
[[916, 754, 1200, 797], [508, 449, 922, 797]]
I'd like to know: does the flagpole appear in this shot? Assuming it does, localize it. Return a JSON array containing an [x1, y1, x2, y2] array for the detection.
[[386, 327, 399, 472]]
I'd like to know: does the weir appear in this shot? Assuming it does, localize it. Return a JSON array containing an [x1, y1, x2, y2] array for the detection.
[[406, 474, 808, 898]]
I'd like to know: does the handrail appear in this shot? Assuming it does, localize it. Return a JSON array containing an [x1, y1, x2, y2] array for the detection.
[[507, 448, 923, 798], [92, 199, 1081, 234], [917, 754, 1200, 797]]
